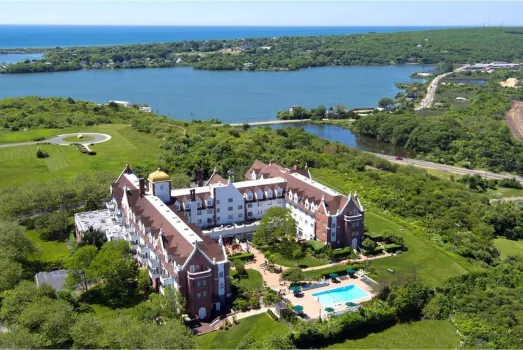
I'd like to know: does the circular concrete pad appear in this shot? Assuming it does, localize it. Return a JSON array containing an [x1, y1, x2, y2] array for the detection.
[[48, 133, 112, 145]]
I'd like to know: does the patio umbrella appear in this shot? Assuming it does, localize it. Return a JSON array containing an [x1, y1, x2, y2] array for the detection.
[[347, 269, 356, 274], [325, 307, 335, 313], [329, 273, 339, 278], [345, 302, 358, 307], [293, 305, 304, 313], [290, 286, 301, 293]]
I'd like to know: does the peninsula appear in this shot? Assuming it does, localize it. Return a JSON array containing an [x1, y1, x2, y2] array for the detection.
[[2, 27, 523, 74]]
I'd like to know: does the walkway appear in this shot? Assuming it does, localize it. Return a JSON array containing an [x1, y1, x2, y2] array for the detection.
[[301, 251, 392, 272], [248, 247, 285, 292], [415, 65, 470, 110], [0, 132, 111, 148]]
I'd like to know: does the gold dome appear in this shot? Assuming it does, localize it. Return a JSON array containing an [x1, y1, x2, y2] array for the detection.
[[148, 168, 170, 182]]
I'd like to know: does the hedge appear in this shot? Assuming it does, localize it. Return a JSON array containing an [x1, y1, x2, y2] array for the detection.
[[366, 232, 384, 241], [303, 263, 364, 280], [331, 247, 354, 260], [384, 244, 404, 253], [360, 246, 384, 256], [228, 252, 255, 261], [306, 240, 325, 252]]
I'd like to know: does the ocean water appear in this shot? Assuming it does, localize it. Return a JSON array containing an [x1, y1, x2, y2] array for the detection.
[[0, 65, 431, 123], [0, 25, 457, 48]]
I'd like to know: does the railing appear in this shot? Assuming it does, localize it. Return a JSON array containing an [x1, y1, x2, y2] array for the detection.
[[209, 317, 221, 328]]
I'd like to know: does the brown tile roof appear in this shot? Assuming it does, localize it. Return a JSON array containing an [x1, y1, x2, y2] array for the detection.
[[206, 172, 227, 186]]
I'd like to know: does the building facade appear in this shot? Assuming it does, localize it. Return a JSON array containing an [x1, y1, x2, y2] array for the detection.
[[74, 160, 364, 320]]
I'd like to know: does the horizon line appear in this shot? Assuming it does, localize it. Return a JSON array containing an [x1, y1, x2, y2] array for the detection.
[[0, 24, 495, 27]]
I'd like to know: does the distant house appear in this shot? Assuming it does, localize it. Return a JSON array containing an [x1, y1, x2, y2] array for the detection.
[[176, 58, 183, 64], [289, 105, 300, 113], [455, 97, 468, 101], [109, 100, 131, 107], [34, 270, 68, 291], [139, 105, 152, 113]]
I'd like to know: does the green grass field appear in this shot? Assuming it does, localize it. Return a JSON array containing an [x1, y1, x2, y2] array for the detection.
[[364, 212, 470, 287], [327, 320, 459, 349], [493, 237, 523, 258], [25, 229, 69, 262], [0, 127, 85, 144], [0, 124, 166, 186], [231, 269, 264, 291], [196, 313, 288, 349]]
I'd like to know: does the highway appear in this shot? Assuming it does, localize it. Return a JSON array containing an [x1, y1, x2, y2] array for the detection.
[[415, 65, 469, 110], [378, 154, 523, 184]]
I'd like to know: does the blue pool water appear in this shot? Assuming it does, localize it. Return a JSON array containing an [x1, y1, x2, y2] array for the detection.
[[312, 285, 369, 307]]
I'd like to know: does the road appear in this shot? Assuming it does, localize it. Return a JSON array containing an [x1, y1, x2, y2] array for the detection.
[[415, 65, 469, 110], [380, 154, 523, 184]]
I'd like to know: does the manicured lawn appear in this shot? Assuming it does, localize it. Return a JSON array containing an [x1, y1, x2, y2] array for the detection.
[[25, 229, 69, 263], [0, 127, 84, 143], [303, 264, 362, 280], [196, 313, 288, 349], [364, 212, 470, 287], [494, 237, 523, 258], [327, 320, 459, 349], [231, 269, 264, 291], [489, 187, 523, 199], [62, 135, 95, 143], [272, 252, 328, 268], [0, 124, 167, 186]]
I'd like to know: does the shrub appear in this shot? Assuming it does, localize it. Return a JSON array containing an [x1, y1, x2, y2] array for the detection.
[[232, 298, 249, 311], [88, 151, 97, 155], [382, 230, 405, 245], [32, 137, 45, 141], [228, 252, 254, 262], [499, 177, 523, 189], [331, 247, 355, 260], [384, 244, 404, 253], [282, 267, 304, 282], [303, 264, 364, 280], [306, 240, 325, 252], [229, 129, 240, 137], [36, 148, 49, 158], [248, 295, 260, 309]]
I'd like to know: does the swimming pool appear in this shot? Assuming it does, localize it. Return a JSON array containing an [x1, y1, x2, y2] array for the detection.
[[312, 285, 370, 307]]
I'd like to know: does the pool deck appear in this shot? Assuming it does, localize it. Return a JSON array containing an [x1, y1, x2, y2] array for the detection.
[[285, 276, 375, 320]]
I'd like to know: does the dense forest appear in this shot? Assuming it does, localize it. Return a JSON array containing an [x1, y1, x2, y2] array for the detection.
[[354, 70, 523, 174], [2, 27, 523, 73]]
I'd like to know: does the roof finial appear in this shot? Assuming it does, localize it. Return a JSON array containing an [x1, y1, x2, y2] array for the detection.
[[157, 167, 161, 171], [305, 162, 308, 169], [354, 191, 358, 198], [321, 194, 325, 202]]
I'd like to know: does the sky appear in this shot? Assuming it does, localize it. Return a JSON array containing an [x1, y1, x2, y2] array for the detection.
[[0, 0, 521, 26]]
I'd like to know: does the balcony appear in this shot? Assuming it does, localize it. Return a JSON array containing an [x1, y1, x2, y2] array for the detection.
[[147, 256, 161, 270], [344, 213, 362, 222], [187, 268, 212, 280], [148, 268, 160, 279]]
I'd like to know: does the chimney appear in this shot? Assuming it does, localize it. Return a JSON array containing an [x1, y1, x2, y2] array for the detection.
[[270, 159, 275, 165], [197, 170, 203, 187], [139, 178, 145, 197], [190, 189, 196, 201], [293, 160, 298, 170]]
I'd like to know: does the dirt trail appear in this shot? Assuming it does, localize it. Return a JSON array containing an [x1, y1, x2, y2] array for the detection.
[[506, 101, 523, 140]]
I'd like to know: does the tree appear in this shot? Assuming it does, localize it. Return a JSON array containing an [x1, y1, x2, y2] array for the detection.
[[88, 241, 138, 304], [282, 267, 304, 283], [387, 281, 433, 320], [0, 220, 36, 262], [378, 98, 395, 108], [362, 237, 377, 252], [37, 210, 70, 241], [315, 105, 326, 117], [253, 207, 296, 247], [66, 245, 98, 291], [1, 281, 56, 323], [292, 246, 305, 266], [232, 259, 247, 279], [137, 268, 151, 298], [0, 258, 22, 293], [70, 313, 104, 349], [80, 226, 107, 249], [17, 298, 76, 348]]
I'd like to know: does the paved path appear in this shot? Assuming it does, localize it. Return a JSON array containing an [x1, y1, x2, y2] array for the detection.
[[301, 251, 392, 272], [415, 65, 469, 110], [0, 132, 111, 148]]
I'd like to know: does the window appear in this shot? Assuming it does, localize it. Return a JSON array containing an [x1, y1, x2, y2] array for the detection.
[[197, 219, 202, 225], [219, 282, 224, 288], [207, 209, 213, 214], [207, 218, 213, 224], [203, 291, 208, 297], [238, 205, 243, 210], [217, 208, 220, 213], [216, 199, 220, 204], [248, 212, 253, 217], [217, 216, 221, 221], [228, 198, 233, 203], [197, 210, 202, 215], [247, 203, 252, 208], [202, 280, 207, 286], [228, 214, 233, 220], [219, 271, 224, 278], [228, 206, 233, 211], [190, 265, 195, 273], [238, 213, 243, 218], [277, 200, 282, 204], [197, 292, 202, 298], [196, 281, 201, 287]]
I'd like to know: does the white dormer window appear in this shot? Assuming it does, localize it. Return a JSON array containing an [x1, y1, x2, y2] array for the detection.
[[246, 191, 253, 201], [288, 191, 293, 200], [207, 197, 213, 206], [305, 200, 309, 209], [256, 189, 263, 200], [184, 200, 190, 210], [196, 199, 202, 208], [276, 187, 283, 197], [293, 193, 299, 203], [265, 188, 273, 199], [251, 171, 256, 180]]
